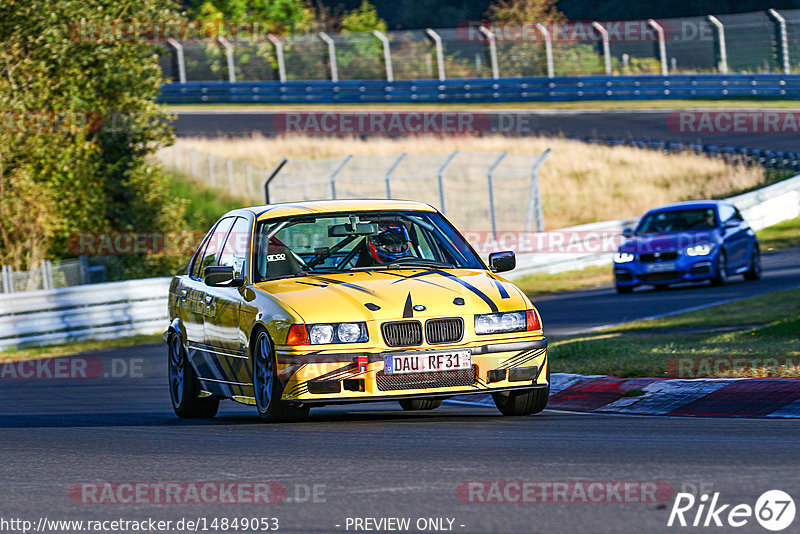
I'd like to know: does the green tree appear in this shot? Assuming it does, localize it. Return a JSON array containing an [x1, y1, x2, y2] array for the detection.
[[0, 0, 185, 272]]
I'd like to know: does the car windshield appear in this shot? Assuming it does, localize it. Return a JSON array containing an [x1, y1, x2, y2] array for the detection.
[[636, 208, 718, 234], [253, 210, 484, 282]]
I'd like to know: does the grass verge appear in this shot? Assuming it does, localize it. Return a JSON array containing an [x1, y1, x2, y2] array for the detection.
[[757, 215, 800, 252], [516, 265, 613, 297], [0, 334, 162, 364], [550, 288, 800, 378]]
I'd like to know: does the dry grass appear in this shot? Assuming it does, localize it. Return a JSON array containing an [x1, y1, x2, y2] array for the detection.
[[175, 134, 766, 229]]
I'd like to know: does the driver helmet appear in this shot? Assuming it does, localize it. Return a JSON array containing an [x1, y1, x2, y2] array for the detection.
[[367, 224, 411, 263]]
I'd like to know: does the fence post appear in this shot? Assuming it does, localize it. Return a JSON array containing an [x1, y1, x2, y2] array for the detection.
[[166, 38, 186, 83], [373, 30, 394, 82], [425, 29, 446, 81], [246, 164, 253, 196], [319, 32, 339, 82], [480, 26, 500, 79], [226, 158, 235, 194], [263, 157, 288, 204], [217, 36, 236, 83], [526, 149, 551, 232], [267, 34, 287, 83], [591, 22, 612, 75], [1, 265, 12, 293], [329, 155, 353, 199], [536, 23, 554, 78], [190, 148, 197, 176], [208, 153, 215, 187], [78, 255, 89, 285], [486, 152, 508, 239], [42, 260, 53, 290], [768, 9, 791, 75], [384, 153, 406, 198], [436, 151, 459, 215], [648, 19, 668, 75], [707, 15, 728, 74]]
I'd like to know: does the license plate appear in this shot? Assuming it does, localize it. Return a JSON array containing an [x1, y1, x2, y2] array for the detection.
[[384, 350, 471, 375], [646, 262, 676, 273]]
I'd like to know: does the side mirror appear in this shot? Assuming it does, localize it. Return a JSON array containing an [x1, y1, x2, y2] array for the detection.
[[488, 251, 516, 273], [204, 265, 242, 287], [622, 227, 634, 238]]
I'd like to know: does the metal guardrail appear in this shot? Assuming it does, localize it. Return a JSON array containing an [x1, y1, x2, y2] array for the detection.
[[0, 278, 171, 351], [159, 74, 800, 104]]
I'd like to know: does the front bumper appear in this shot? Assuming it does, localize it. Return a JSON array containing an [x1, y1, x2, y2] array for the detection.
[[274, 338, 548, 404], [615, 256, 716, 286]]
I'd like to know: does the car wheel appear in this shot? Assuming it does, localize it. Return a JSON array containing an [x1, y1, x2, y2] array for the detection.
[[253, 329, 309, 423], [492, 387, 549, 416], [711, 251, 729, 286], [615, 284, 633, 294], [399, 398, 443, 411], [744, 248, 762, 281], [168, 333, 219, 418]]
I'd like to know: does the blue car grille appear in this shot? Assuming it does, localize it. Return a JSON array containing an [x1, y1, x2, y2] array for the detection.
[[639, 251, 679, 263]]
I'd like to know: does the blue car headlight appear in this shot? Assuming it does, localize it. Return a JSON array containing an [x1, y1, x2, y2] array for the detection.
[[613, 252, 635, 264], [686, 243, 715, 257]]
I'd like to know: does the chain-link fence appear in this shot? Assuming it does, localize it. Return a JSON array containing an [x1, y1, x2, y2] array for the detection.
[[158, 9, 800, 83], [0, 257, 107, 294], [157, 145, 550, 235]]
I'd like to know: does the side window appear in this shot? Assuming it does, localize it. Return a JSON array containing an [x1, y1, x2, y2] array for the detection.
[[218, 217, 250, 279], [194, 217, 235, 279], [190, 231, 214, 279], [718, 204, 735, 224]]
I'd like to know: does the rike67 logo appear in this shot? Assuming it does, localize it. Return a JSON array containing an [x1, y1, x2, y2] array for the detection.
[[668, 490, 795, 531]]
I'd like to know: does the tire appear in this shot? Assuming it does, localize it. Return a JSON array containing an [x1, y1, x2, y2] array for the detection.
[[615, 284, 633, 294], [492, 387, 549, 416], [168, 333, 219, 418], [744, 248, 762, 281], [252, 329, 309, 423], [399, 398, 443, 411], [711, 251, 729, 286]]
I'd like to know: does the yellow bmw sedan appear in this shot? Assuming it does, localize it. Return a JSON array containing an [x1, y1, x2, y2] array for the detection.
[[165, 200, 549, 422]]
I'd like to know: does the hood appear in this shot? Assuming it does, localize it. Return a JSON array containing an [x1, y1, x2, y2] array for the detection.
[[619, 231, 718, 254], [253, 268, 529, 324]]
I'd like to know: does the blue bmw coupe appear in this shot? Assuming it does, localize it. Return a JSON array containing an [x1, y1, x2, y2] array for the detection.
[[613, 201, 761, 294]]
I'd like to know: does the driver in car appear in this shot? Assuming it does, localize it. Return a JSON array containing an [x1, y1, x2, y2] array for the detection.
[[356, 224, 413, 266]]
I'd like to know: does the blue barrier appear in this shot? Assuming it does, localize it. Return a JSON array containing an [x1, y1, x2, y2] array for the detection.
[[160, 74, 800, 104]]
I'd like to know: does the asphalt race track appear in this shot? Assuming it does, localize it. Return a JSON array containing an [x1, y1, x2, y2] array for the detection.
[[172, 109, 800, 152], [1, 250, 799, 533]]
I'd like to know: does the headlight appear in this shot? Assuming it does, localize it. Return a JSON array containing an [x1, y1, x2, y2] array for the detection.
[[613, 252, 635, 263], [307, 322, 368, 345], [308, 324, 334, 344], [686, 243, 714, 256], [337, 323, 363, 343], [475, 311, 527, 335]]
